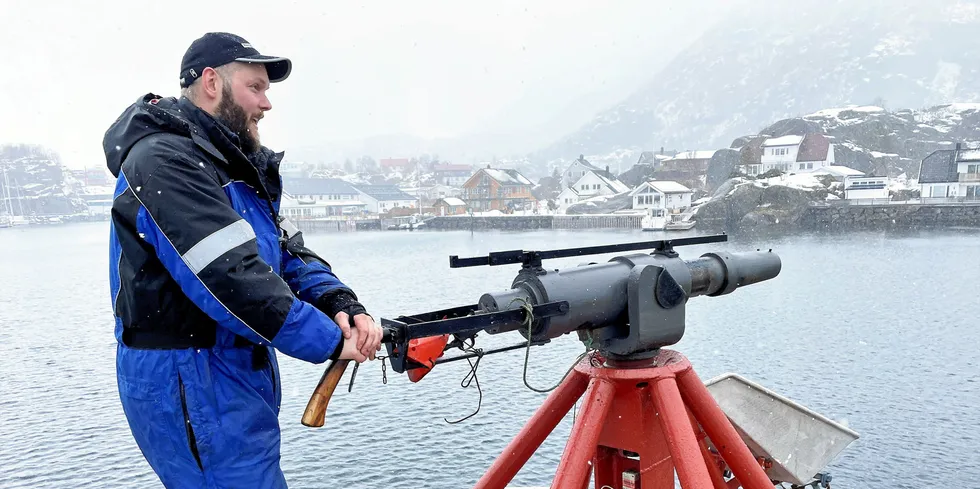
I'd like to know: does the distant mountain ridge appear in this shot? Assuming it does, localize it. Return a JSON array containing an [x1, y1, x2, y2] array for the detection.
[[537, 0, 980, 162]]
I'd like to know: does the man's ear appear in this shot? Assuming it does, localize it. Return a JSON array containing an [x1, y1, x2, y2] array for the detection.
[[200, 67, 222, 101]]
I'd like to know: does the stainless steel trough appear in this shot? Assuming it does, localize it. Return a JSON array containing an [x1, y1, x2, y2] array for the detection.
[[704, 373, 860, 486]]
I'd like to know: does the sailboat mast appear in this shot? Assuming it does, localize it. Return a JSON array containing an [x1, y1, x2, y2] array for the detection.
[[1, 166, 12, 215]]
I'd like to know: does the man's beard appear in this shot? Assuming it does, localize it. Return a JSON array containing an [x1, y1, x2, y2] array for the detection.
[[215, 83, 260, 154]]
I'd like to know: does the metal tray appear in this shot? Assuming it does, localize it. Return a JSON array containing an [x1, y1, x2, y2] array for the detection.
[[704, 372, 860, 485]]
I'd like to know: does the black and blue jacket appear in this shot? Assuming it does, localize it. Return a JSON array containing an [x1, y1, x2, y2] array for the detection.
[[106, 93, 360, 360], [105, 93, 360, 487]]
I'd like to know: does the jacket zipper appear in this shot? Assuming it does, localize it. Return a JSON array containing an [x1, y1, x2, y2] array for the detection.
[[178, 374, 204, 471]]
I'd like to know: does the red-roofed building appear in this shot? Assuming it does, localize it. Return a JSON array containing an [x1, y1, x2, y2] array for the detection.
[[752, 133, 836, 174], [379, 158, 413, 173]]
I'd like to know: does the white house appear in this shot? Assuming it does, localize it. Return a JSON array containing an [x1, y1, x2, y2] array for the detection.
[[756, 133, 835, 175], [917, 145, 980, 199], [422, 184, 462, 201], [354, 185, 418, 214], [280, 178, 366, 217], [629, 181, 693, 216], [844, 175, 889, 200], [556, 170, 630, 214], [431, 164, 473, 187], [561, 155, 606, 188]]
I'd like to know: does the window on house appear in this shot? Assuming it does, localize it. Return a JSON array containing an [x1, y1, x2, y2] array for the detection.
[[968, 164, 979, 174]]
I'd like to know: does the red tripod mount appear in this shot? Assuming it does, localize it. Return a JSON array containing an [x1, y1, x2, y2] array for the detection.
[[474, 349, 774, 489]]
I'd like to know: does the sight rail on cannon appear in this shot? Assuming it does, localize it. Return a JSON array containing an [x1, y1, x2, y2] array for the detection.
[[301, 234, 859, 489]]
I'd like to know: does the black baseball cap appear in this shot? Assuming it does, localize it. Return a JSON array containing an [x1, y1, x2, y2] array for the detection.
[[180, 32, 292, 88]]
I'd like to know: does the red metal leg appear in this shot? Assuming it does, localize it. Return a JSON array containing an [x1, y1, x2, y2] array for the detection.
[[650, 377, 713, 489], [551, 378, 617, 489], [676, 368, 773, 489], [686, 406, 731, 489], [698, 437, 731, 489], [473, 367, 590, 489]]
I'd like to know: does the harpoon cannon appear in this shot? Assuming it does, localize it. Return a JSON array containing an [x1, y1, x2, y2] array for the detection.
[[301, 234, 858, 489]]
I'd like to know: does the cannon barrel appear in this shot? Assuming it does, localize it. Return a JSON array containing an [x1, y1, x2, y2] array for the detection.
[[477, 250, 781, 342]]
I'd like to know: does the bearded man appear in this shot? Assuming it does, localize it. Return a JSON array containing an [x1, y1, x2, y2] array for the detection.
[[103, 32, 383, 488]]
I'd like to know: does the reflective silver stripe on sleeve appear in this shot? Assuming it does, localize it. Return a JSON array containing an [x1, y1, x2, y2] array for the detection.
[[182, 219, 257, 275]]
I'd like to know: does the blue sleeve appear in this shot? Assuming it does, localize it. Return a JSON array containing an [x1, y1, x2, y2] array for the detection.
[[125, 158, 342, 364], [280, 231, 351, 305]]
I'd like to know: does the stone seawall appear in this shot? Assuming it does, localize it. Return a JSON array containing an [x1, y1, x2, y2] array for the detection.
[[800, 203, 980, 230], [424, 214, 642, 230]]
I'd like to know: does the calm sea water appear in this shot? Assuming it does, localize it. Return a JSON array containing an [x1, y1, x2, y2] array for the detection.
[[0, 223, 977, 488]]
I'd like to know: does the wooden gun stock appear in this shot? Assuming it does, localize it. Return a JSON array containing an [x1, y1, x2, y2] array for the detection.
[[301, 359, 351, 428]]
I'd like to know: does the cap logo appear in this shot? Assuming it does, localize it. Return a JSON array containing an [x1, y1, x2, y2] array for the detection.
[[241, 42, 253, 48], [190, 68, 198, 77]]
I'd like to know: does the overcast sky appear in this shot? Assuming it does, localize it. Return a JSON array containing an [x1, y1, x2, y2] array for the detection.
[[1, 0, 734, 169]]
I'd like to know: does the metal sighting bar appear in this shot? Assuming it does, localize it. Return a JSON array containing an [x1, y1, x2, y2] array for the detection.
[[448, 234, 728, 269]]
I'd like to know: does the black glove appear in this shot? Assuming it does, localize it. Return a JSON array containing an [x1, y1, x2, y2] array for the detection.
[[315, 288, 368, 320], [315, 288, 370, 360]]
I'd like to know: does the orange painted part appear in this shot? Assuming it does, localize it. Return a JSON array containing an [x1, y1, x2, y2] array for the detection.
[[405, 334, 449, 383], [651, 377, 714, 487], [699, 437, 731, 489], [473, 368, 590, 489], [551, 378, 617, 488], [676, 368, 774, 489], [473, 350, 771, 489]]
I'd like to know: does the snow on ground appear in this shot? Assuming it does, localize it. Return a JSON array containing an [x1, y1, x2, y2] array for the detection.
[[887, 173, 918, 193], [806, 105, 884, 120], [754, 173, 828, 191]]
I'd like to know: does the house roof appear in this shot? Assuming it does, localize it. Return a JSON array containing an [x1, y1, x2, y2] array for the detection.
[[354, 185, 417, 201], [483, 168, 533, 186], [664, 150, 716, 161], [796, 133, 832, 162], [636, 151, 667, 165], [282, 177, 358, 196], [593, 172, 631, 194], [811, 166, 864, 178], [436, 197, 466, 206], [763, 135, 804, 147], [568, 155, 603, 172], [630, 180, 692, 195], [917, 150, 960, 184], [649, 181, 693, 194], [959, 149, 980, 161]]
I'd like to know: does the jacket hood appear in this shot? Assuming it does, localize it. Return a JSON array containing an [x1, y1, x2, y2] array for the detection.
[[103, 94, 201, 177]]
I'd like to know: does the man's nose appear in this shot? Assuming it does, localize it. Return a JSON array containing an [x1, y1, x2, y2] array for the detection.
[[259, 94, 272, 111]]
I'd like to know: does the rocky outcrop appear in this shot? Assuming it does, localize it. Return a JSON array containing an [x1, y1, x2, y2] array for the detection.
[[0, 145, 86, 217], [695, 178, 827, 231], [752, 104, 980, 177]]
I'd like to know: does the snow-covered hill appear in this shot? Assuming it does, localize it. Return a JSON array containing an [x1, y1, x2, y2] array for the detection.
[[758, 103, 980, 176], [538, 0, 980, 161]]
